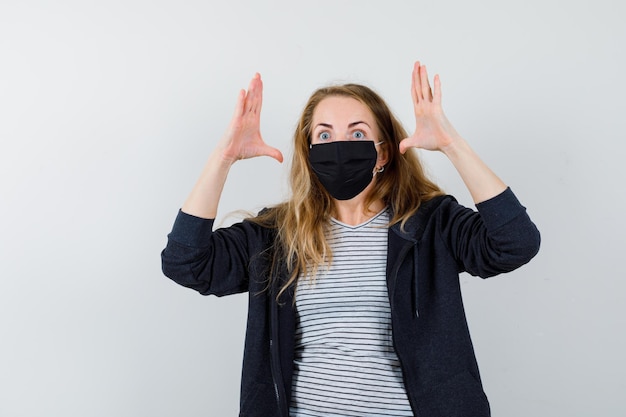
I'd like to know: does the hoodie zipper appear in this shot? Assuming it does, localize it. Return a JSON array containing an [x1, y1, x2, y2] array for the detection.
[[269, 338, 284, 416], [390, 239, 415, 303], [389, 238, 421, 416], [269, 281, 287, 417]]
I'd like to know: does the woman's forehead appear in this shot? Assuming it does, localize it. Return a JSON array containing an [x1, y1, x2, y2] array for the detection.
[[312, 96, 375, 128]]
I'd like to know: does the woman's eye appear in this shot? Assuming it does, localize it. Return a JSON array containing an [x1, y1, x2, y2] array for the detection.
[[352, 130, 365, 140], [319, 132, 331, 141]]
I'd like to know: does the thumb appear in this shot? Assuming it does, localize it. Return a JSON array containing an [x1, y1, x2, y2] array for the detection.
[[398, 137, 412, 154], [262, 145, 284, 163]]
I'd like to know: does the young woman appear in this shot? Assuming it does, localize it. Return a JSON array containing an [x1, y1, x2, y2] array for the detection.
[[161, 62, 540, 417]]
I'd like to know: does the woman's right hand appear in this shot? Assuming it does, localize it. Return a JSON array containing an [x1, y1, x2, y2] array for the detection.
[[220, 73, 284, 164]]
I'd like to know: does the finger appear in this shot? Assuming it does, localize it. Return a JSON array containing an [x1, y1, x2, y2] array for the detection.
[[253, 72, 263, 115], [433, 74, 442, 106], [420, 65, 433, 101], [411, 62, 419, 104], [232, 89, 246, 120], [413, 61, 422, 102], [253, 73, 263, 114], [246, 73, 263, 115]]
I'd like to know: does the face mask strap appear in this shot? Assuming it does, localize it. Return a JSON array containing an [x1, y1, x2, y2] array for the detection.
[[310, 140, 385, 149]]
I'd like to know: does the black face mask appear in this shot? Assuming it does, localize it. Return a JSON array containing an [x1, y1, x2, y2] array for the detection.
[[308, 140, 378, 200]]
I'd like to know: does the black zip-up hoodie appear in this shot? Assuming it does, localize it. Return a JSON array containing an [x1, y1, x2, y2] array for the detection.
[[161, 187, 540, 417]]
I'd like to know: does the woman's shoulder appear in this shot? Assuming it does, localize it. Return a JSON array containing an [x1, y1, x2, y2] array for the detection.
[[244, 203, 287, 230], [422, 187, 540, 241], [389, 193, 456, 239]]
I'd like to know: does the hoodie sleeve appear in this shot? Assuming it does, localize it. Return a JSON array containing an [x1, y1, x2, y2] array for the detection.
[[437, 187, 541, 278], [161, 210, 269, 296]]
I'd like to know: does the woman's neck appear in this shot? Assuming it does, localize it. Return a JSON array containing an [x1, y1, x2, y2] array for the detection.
[[332, 197, 386, 226]]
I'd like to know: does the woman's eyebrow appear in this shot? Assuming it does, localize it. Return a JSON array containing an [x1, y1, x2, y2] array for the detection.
[[314, 121, 370, 130], [348, 121, 370, 128]]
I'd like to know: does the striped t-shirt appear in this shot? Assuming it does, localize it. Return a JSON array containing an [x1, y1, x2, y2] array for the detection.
[[289, 208, 413, 416]]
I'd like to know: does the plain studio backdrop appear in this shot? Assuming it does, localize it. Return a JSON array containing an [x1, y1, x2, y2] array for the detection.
[[1, 0, 624, 416]]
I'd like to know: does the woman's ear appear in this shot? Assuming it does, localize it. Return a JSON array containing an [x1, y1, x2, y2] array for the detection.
[[376, 143, 389, 168]]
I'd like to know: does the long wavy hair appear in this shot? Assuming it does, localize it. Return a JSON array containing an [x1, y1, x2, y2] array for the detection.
[[251, 84, 443, 299]]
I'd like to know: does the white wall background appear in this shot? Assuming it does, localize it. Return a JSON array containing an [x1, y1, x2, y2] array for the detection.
[[1, 0, 624, 416]]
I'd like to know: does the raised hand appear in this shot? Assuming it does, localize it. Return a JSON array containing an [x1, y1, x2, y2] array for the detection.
[[399, 62, 461, 154], [181, 73, 282, 218], [221, 73, 283, 164], [399, 61, 507, 203]]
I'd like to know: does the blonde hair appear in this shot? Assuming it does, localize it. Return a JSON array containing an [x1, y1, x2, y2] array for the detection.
[[251, 84, 443, 299]]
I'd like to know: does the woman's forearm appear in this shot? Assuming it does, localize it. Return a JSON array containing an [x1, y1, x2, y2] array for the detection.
[[181, 142, 235, 219], [441, 136, 507, 204]]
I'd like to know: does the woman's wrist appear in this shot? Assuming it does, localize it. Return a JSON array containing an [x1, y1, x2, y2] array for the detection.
[[439, 132, 468, 158]]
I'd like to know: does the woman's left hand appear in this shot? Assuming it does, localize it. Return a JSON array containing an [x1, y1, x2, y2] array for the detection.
[[400, 61, 507, 203], [399, 62, 461, 154]]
